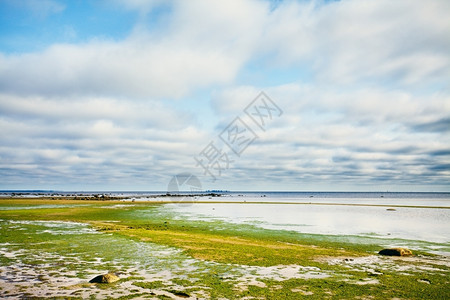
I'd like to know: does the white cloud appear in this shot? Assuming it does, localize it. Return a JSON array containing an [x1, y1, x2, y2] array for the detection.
[[0, 0, 270, 99], [207, 81, 449, 189], [262, 0, 450, 86], [0, 90, 210, 189], [0, 93, 195, 130], [0, 0, 449, 190], [2, 0, 448, 99], [213, 83, 450, 127], [0, 38, 241, 99]]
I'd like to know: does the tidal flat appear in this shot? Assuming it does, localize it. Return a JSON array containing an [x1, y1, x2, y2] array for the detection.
[[0, 197, 449, 299]]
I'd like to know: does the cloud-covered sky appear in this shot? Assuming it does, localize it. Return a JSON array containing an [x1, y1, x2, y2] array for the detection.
[[1, 0, 449, 191]]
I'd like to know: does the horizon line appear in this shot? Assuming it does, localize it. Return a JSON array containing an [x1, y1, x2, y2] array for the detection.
[[1, 190, 449, 194]]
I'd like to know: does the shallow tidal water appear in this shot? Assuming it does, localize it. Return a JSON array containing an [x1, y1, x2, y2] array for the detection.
[[166, 194, 450, 255]]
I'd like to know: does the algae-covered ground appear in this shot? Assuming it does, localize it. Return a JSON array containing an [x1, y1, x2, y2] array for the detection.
[[0, 198, 448, 299]]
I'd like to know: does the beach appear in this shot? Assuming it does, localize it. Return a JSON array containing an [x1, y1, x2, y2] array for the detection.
[[0, 193, 449, 299]]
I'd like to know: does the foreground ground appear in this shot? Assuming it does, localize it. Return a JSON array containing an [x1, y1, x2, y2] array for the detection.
[[0, 198, 448, 299]]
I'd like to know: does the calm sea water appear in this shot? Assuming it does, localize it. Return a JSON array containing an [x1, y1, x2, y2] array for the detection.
[[2, 190, 449, 201], [134, 191, 450, 207]]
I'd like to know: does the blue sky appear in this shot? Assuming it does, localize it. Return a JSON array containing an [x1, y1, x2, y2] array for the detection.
[[0, 0, 449, 191]]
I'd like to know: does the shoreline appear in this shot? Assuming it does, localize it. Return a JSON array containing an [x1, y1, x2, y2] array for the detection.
[[0, 198, 449, 299], [0, 196, 449, 209]]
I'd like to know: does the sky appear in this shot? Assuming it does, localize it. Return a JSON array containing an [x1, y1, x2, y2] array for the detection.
[[0, 0, 449, 192]]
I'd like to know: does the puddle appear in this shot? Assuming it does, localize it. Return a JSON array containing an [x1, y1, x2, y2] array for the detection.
[[101, 204, 136, 209]]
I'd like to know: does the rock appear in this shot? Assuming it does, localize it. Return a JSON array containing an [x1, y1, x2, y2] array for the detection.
[[417, 278, 431, 284], [171, 291, 190, 298], [418, 278, 431, 284], [378, 248, 412, 256], [89, 273, 120, 283]]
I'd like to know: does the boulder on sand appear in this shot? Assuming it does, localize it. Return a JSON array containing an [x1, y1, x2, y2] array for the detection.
[[89, 273, 120, 283], [378, 248, 412, 256]]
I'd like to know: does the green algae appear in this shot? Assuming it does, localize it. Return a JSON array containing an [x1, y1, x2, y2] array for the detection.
[[0, 198, 448, 299]]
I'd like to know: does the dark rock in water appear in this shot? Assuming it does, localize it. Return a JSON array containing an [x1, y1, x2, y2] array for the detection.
[[386, 208, 396, 211], [89, 273, 120, 283], [378, 248, 412, 256]]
